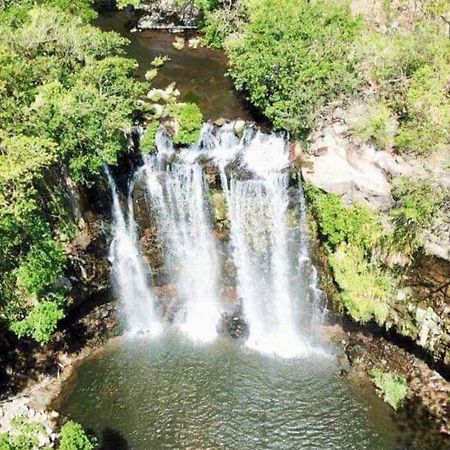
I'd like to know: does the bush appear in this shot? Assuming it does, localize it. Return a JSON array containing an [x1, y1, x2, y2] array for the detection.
[[140, 121, 160, 154], [227, 0, 361, 136], [349, 100, 396, 150], [369, 368, 408, 410], [306, 187, 382, 252], [0, 416, 48, 450], [357, 24, 450, 154], [166, 102, 203, 146], [11, 299, 65, 344], [330, 243, 393, 325], [389, 177, 446, 255], [60, 421, 95, 450]]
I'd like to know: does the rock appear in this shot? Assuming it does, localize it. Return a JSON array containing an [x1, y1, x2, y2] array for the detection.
[[233, 120, 246, 136], [147, 89, 163, 102], [172, 36, 185, 50], [145, 68, 158, 81], [137, 0, 201, 31], [303, 126, 393, 210], [214, 117, 226, 126], [188, 37, 201, 49]]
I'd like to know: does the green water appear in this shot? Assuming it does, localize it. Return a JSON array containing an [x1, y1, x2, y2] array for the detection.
[[61, 333, 447, 450]]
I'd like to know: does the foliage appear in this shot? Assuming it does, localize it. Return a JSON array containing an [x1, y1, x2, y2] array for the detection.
[[357, 23, 450, 154], [140, 121, 160, 154], [116, 0, 140, 8], [389, 177, 446, 255], [202, 0, 247, 49], [166, 102, 203, 145], [59, 421, 95, 450], [306, 186, 382, 252], [0, 416, 48, 450], [227, 0, 361, 136], [0, 2, 149, 343], [330, 244, 392, 325], [369, 368, 408, 410], [349, 100, 396, 150], [11, 299, 65, 344]]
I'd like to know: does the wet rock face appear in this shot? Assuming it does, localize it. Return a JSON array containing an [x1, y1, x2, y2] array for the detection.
[[343, 330, 450, 438], [218, 308, 249, 340], [389, 255, 450, 366], [137, 0, 201, 31]]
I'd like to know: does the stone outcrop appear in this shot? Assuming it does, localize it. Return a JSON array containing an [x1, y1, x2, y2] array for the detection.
[[299, 112, 450, 262], [137, 0, 201, 31]]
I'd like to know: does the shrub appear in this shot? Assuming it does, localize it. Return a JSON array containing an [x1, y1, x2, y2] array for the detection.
[[0, 416, 48, 450], [60, 421, 95, 450], [349, 100, 396, 150], [166, 102, 203, 146], [306, 187, 382, 252], [357, 24, 450, 154], [11, 298, 65, 344], [227, 0, 361, 136], [369, 368, 408, 410], [330, 243, 393, 325], [389, 177, 446, 255]]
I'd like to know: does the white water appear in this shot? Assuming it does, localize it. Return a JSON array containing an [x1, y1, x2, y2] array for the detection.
[[142, 152, 221, 343], [107, 123, 326, 356], [222, 131, 318, 357], [106, 168, 162, 336]]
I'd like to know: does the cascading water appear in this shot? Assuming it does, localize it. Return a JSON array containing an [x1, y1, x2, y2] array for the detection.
[[107, 123, 326, 355], [141, 147, 222, 343], [106, 167, 162, 336], [222, 131, 319, 357]]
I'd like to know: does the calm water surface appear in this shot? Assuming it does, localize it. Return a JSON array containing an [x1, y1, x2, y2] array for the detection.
[[61, 333, 448, 450], [96, 11, 251, 120]]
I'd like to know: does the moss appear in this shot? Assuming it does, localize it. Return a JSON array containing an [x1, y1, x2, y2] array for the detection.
[[166, 102, 203, 146], [369, 368, 408, 410], [140, 121, 160, 154]]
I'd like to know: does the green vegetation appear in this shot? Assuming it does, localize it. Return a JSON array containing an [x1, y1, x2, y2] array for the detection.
[[226, 0, 360, 137], [389, 177, 446, 255], [0, 417, 95, 450], [0, 416, 48, 450], [369, 369, 408, 410], [306, 186, 382, 252], [349, 101, 396, 150], [306, 186, 393, 324], [60, 421, 96, 450], [330, 244, 392, 324], [140, 121, 160, 154], [358, 24, 450, 154], [0, 1, 149, 343], [166, 102, 203, 145], [203, 0, 450, 154]]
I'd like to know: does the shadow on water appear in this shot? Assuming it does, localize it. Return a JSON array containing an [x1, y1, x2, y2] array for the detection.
[[99, 427, 130, 450]]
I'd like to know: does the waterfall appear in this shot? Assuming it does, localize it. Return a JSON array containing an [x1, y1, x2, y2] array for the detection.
[[106, 167, 163, 336], [223, 131, 317, 357], [106, 123, 326, 356], [142, 150, 222, 343]]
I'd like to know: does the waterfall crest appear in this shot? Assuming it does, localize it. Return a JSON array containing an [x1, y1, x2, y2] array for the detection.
[[106, 167, 162, 336]]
